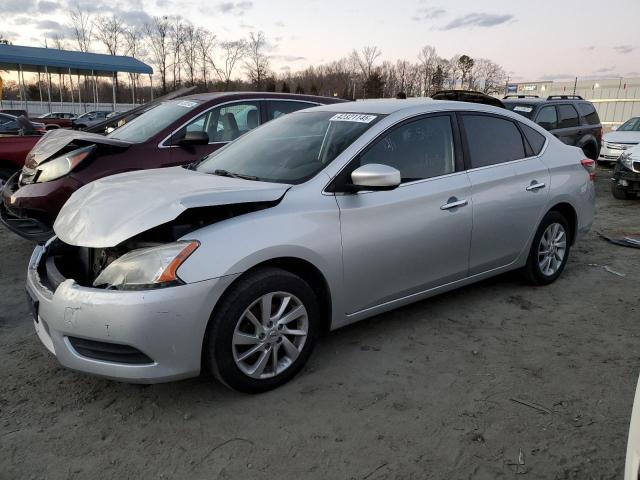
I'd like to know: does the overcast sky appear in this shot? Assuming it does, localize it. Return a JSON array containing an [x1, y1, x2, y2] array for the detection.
[[2, 0, 640, 81]]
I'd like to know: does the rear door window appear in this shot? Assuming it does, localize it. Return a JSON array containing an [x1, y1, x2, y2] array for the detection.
[[535, 106, 558, 131], [576, 103, 600, 125], [462, 114, 526, 168], [267, 100, 318, 120], [557, 104, 580, 128]]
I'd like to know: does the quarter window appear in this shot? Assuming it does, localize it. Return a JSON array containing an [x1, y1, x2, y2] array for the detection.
[[267, 100, 317, 120], [520, 123, 546, 155], [357, 115, 456, 183], [557, 104, 580, 128], [462, 114, 525, 168], [576, 103, 600, 125], [535, 106, 558, 131]]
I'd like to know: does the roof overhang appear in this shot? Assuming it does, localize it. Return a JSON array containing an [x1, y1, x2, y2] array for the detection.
[[0, 44, 153, 76]]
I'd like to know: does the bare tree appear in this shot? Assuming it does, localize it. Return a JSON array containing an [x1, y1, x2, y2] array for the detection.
[[218, 40, 246, 89], [94, 15, 124, 56], [417, 45, 437, 95], [124, 26, 145, 102], [351, 46, 382, 80], [51, 34, 69, 102], [170, 17, 185, 89], [144, 16, 171, 93], [243, 32, 270, 90], [196, 29, 216, 90], [68, 6, 93, 52], [470, 58, 506, 94], [181, 23, 199, 86]]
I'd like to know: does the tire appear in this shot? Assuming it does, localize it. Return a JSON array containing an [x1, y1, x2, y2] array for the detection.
[[523, 211, 571, 285], [0, 167, 16, 189], [581, 143, 597, 161], [204, 267, 320, 393], [611, 181, 632, 200]]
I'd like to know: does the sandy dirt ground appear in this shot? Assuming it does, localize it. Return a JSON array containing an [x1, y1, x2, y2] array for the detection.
[[1, 167, 639, 480]]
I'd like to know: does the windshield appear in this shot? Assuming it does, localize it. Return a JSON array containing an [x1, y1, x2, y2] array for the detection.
[[107, 100, 201, 143], [504, 103, 535, 119], [618, 117, 640, 132], [195, 111, 383, 184]]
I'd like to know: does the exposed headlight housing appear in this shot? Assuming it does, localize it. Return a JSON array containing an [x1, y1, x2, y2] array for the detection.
[[619, 152, 638, 172], [93, 241, 199, 290], [35, 145, 95, 183]]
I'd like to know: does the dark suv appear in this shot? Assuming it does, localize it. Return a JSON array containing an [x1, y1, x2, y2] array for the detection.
[[502, 95, 602, 160]]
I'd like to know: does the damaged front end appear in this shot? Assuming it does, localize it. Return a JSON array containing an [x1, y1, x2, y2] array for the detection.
[[43, 200, 281, 291]]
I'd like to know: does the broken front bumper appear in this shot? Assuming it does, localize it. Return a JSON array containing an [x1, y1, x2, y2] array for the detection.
[[26, 241, 238, 383], [612, 165, 640, 192], [0, 172, 76, 242]]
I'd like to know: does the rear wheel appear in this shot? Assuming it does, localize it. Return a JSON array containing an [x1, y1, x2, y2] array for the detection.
[[612, 181, 633, 200], [523, 211, 571, 285], [581, 143, 598, 161], [204, 267, 320, 393]]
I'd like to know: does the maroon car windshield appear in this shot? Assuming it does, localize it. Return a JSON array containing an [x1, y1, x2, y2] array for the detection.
[[107, 99, 202, 143]]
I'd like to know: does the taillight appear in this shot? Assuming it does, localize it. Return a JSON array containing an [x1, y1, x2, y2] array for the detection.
[[581, 158, 596, 181], [598, 127, 603, 142]]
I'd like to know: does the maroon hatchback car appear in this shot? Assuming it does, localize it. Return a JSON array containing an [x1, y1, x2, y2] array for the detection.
[[1, 92, 345, 241]]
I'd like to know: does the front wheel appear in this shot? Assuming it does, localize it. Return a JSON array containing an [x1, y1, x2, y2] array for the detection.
[[0, 167, 16, 189], [204, 267, 320, 393], [523, 211, 571, 285]]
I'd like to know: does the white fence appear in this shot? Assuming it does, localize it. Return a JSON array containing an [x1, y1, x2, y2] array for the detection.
[[0, 100, 139, 116]]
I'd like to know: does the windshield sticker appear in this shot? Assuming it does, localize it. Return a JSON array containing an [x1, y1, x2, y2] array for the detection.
[[177, 100, 198, 108], [330, 113, 377, 123], [513, 106, 533, 113]]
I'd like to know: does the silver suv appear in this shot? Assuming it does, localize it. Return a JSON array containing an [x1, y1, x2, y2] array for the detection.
[[27, 100, 596, 393]]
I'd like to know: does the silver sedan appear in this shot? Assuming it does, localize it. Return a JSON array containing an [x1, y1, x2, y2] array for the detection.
[[27, 99, 596, 392]]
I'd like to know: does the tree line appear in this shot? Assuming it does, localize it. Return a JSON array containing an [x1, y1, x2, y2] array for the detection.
[[0, 8, 508, 103]]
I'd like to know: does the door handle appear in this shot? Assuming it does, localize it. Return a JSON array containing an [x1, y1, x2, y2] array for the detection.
[[526, 182, 546, 191], [440, 198, 468, 210]]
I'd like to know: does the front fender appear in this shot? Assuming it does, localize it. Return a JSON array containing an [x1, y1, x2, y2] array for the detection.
[[175, 186, 343, 301]]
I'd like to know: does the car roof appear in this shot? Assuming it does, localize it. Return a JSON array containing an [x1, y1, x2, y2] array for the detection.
[[306, 98, 511, 116], [502, 97, 591, 105], [178, 91, 344, 103]]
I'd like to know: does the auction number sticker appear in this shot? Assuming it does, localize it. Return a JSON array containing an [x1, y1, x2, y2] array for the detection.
[[177, 100, 198, 108], [513, 106, 533, 113], [330, 113, 377, 123]]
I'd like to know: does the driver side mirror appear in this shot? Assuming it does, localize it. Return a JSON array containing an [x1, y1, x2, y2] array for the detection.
[[348, 164, 401, 192], [180, 131, 209, 146]]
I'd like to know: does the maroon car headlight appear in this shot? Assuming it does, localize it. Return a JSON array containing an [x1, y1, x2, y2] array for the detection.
[[35, 145, 95, 183]]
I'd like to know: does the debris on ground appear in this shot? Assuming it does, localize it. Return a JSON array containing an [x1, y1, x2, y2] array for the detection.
[[510, 398, 553, 415], [587, 263, 626, 277], [597, 231, 640, 250]]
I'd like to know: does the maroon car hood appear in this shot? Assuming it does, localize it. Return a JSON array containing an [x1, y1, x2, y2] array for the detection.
[[25, 129, 132, 168]]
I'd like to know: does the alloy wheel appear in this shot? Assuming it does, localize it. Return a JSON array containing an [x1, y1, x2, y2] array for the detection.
[[232, 291, 309, 379], [537, 222, 567, 276]]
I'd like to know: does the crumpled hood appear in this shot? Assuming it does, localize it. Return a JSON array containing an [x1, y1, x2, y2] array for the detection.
[[25, 129, 131, 168], [54, 167, 290, 248], [604, 131, 640, 145]]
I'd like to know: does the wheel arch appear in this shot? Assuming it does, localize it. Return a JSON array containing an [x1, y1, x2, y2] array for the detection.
[[577, 136, 599, 160], [547, 202, 578, 245], [211, 256, 333, 332]]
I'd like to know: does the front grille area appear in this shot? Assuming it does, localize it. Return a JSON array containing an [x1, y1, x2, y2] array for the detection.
[[67, 337, 154, 365]]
